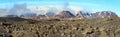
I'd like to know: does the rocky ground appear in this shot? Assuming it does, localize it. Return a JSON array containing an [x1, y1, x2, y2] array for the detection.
[[0, 17, 120, 37]]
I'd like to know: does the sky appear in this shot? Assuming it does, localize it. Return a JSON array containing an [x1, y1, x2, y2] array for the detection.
[[0, 0, 120, 16]]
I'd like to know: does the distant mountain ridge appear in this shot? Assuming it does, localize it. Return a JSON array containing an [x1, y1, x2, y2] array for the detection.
[[17, 11, 118, 21], [0, 4, 118, 20], [3, 10, 118, 20], [91, 11, 118, 18]]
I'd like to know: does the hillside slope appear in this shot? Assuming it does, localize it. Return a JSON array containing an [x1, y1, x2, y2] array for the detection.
[[0, 17, 120, 37]]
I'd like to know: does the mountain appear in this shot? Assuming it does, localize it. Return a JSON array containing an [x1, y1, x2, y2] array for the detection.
[[3, 15, 18, 17], [56, 11, 75, 18], [76, 11, 91, 19], [20, 13, 37, 17], [27, 6, 83, 15], [76, 11, 84, 18], [46, 12, 55, 16], [18, 11, 119, 20], [27, 6, 64, 15], [33, 15, 47, 20], [91, 11, 118, 18], [0, 4, 118, 19], [76, 11, 118, 19]]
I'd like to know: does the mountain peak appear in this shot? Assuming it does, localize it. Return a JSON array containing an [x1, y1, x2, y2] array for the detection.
[[56, 10, 75, 18]]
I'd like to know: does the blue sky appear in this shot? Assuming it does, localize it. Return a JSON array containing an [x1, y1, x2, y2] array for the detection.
[[0, 0, 120, 16]]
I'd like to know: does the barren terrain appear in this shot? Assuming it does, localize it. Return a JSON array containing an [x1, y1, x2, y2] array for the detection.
[[0, 17, 120, 37]]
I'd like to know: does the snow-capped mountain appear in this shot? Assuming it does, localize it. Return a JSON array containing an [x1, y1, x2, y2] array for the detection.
[[91, 11, 118, 18], [76, 11, 91, 18], [27, 6, 84, 15]]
